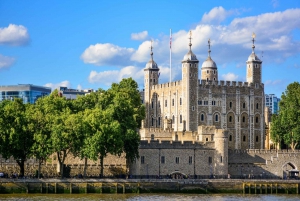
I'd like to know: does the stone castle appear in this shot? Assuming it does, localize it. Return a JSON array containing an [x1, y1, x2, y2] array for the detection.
[[129, 33, 299, 179]]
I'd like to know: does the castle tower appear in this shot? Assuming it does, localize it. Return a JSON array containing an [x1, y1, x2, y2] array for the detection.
[[144, 42, 159, 128], [181, 31, 199, 131], [246, 33, 262, 84], [214, 129, 228, 176], [201, 39, 218, 81]]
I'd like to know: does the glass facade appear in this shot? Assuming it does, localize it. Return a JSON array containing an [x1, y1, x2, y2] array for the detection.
[[0, 84, 51, 104], [265, 94, 280, 114]]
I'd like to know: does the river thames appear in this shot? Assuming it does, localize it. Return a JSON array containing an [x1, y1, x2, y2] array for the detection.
[[0, 194, 299, 201]]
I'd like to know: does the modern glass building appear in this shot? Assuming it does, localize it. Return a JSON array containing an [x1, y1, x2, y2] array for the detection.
[[0, 84, 51, 104], [265, 94, 280, 114]]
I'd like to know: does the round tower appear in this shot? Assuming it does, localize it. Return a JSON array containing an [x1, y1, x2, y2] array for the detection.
[[214, 129, 228, 177], [201, 39, 218, 81], [181, 31, 199, 131], [144, 42, 159, 128]]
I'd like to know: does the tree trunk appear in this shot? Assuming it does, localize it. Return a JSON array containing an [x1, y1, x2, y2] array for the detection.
[[38, 159, 42, 179], [16, 159, 25, 178], [100, 155, 104, 178], [83, 157, 87, 178]]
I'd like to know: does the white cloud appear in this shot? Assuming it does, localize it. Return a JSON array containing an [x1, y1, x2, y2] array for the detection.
[[44, 80, 71, 90], [131, 31, 148, 40], [81, 7, 300, 80], [221, 73, 239, 81], [80, 43, 135, 66], [201, 6, 231, 25], [0, 54, 15, 69], [88, 66, 144, 85], [0, 24, 30, 46]]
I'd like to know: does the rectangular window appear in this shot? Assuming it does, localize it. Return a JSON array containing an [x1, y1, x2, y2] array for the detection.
[[141, 156, 145, 164], [192, 106, 195, 111], [208, 156, 212, 164], [212, 101, 216, 105], [189, 156, 193, 164], [175, 157, 180, 164], [165, 100, 167, 107], [204, 101, 208, 105], [161, 156, 165, 164], [198, 100, 202, 105], [172, 99, 174, 106], [221, 156, 223, 163]]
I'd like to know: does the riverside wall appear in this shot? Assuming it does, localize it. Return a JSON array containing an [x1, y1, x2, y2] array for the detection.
[[0, 179, 299, 194]]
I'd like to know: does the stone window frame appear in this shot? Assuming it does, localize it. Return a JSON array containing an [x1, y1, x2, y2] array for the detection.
[[141, 156, 145, 164], [215, 114, 219, 122], [200, 113, 205, 122], [172, 99, 175, 106], [161, 156, 165, 164], [229, 101, 232, 109], [175, 157, 180, 164], [158, 117, 161, 126], [229, 135, 232, 141], [243, 135, 246, 142], [180, 98, 182, 105], [180, 115, 182, 123], [256, 136, 259, 142], [243, 102, 246, 109], [165, 100, 167, 107], [189, 156, 193, 164]]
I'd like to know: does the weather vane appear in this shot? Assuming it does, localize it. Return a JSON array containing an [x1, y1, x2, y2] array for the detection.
[[189, 30, 192, 49]]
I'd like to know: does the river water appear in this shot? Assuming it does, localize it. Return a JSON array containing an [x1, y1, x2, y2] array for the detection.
[[0, 194, 299, 201]]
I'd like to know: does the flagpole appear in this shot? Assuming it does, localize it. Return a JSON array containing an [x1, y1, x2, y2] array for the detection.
[[170, 29, 172, 83]]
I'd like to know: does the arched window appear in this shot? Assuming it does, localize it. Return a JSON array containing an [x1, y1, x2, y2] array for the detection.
[[256, 103, 259, 109], [243, 102, 245, 108], [242, 116, 245, 123], [256, 116, 259, 123], [215, 114, 219, 122], [206, 78, 209, 81], [229, 116, 232, 122], [229, 135, 232, 141], [151, 118, 154, 126], [256, 136, 259, 142], [243, 135, 246, 142], [201, 114, 204, 121], [172, 115, 175, 123], [213, 78, 216, 81], [180, 115, 182, 123]]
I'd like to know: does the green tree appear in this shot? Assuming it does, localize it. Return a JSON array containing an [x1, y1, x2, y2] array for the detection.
[[270, 114, 284, 150], [271, 82, 300, 150], [0, 99, 34, 177], [84, 107, 123, 177], [107, 78, 145, 163]]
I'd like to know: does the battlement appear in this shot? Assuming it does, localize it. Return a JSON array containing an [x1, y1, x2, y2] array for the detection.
[[151, 80, 182, 90], [198, 79, 264, 88], [139, 140, 211, 149], [229, 149, 300, 154]]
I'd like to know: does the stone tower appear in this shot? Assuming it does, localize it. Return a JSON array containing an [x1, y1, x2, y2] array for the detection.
[[201, 39, 218, 81], [144, 43, 159, 128], [246, 33, 262, 84], [181, 31, 199, 131], [214, 129, 228, 176]]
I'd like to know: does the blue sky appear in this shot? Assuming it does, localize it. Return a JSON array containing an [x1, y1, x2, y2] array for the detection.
[[0, 0, 300, 97]]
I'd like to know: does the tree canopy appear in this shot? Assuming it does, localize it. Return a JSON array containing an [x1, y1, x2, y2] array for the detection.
[[0, 78, 145, 177], [270, 82, 300, 150]]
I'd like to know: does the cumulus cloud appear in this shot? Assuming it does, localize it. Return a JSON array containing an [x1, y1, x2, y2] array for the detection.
[[44, 80, 71, 90], [0, 24, 30, 46], [81, 7, 300, 87], [0, 54, 15, 69], [221, 73, 239, 81], [201, 6, 230, 24], [88, 66, 144, 85], [80, 43, 135, 66], [131, 31, 148, 40]]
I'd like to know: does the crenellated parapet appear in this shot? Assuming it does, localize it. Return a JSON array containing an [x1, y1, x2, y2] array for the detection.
[[139, 140, 210, 149], [150, 80, 182, 90], [199, 79, 264, 89]]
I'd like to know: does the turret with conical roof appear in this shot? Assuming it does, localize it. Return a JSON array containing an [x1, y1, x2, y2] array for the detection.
[[144, 41, 160, 128], [181, 31, 199, 132], [201, 39, 218, 82], [246, 33, 262, 84]]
